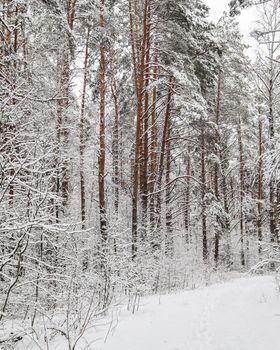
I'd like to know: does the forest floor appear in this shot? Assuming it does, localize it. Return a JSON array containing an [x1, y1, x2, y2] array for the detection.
[[94, 275, 280, 350], [13, 274, 280, 350]]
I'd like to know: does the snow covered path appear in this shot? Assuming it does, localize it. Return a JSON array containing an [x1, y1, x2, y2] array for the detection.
[[96, 275, 280, 350]]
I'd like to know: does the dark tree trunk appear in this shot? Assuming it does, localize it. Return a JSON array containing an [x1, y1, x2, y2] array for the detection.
[[165, 112, 173, 255], [238, 117, 245, 267], [201, 131, 207, 263], [154, 76, 173, 249], [184, 156, 191, 244], [257, 111, 263, 254], [99, 0, 107, 247], [214, 75, 221, 265], [140, 2, 151, 241], [131, 0, 150, 259], [79, 28, 90, 230]]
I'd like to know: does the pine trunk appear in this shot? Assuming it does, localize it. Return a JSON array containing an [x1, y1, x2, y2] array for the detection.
[[131, 0, 149, 258], [99, 0, 107, 247], [155, 76, 173, 247]]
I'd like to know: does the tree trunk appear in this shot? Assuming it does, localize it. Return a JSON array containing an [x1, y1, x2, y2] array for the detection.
[[140, 1, 151, 241], [165, 111, 173, 255], [201, 131, 207, 263], [131, 0, 150, 259], [238, 117, 245, 267], [268, 77, 277, 243], [149, 49, 158, 231], [99, 0, 107, 247], [79, 28, 90, 230], [257, 109, 263, 254], [214, 75, 221, 265], [220, 151, 231, 266], [56, 0, 76, 211], [110, 50, 120, 217], [184, 156, 191, 244], [154, 76, 173, 249]]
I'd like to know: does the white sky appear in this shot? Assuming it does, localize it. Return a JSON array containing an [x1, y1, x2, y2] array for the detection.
[[205, 0, 260, 59]]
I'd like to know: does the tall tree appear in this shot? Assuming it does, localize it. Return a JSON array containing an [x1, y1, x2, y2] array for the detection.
[[99, 0, 107, 248]]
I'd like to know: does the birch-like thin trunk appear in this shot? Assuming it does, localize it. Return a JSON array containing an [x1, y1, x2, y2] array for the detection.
[[152, 76, 174, 252], [184, 156, 191, 244], [238, 117, 245, 266], [201, 131, 207, 262], [165, 113, 173, 255], [140, 2, 151, 241], [56, 0, 76, 210], [149, 50, 158, 231], [257, 109, 263, 254], [110, 50, 120, 217], [79, 28, 90, 230], [214, 75, 221, 265]]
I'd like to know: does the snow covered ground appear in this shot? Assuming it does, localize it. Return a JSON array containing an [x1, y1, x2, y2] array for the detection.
[[12, 274, 280, 350], [94, 275, 280, 350]]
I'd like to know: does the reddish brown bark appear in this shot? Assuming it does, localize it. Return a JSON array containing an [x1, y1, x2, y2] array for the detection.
[[13, 5, 18, 54], [68, 0, 77, 30], [128, 0, 139, 96], [131, 0, 150, 258], [5, 1, 12, 49]]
